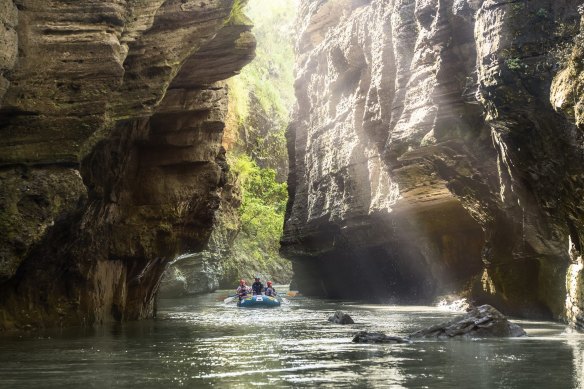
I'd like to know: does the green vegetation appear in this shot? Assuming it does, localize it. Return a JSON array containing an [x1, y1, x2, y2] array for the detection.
[[535, 8, 550, 20], [505, 57, 526, 72], [221, 0, 297, 285], [232, 155, 287, 247], [221, 153, 292, 284], [226, 0, 252, 26], [238, 156, 286, 249], [228, 0, 296, 177]]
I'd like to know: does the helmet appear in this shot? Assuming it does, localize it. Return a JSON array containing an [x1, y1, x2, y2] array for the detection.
[[254, 276, 260, 281], [267, 281, 273, 286]]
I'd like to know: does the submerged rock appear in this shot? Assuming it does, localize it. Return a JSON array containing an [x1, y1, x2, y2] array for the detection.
[[328, 310, 355, 324], [352, 304, 525, 344], [352, 332, 410, 344], [410, 305, 527, 339]]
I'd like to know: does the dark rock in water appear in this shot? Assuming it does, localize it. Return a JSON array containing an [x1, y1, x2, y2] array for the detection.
[[410, 305, 527, 339], [328, 311, 355, 324], [352, 331, 410, 344]]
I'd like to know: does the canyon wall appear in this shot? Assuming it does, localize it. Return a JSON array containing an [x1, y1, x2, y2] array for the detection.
[[0, 0, 254, 330], [283, 0, 584, 327], [158, 171, 241, 297]]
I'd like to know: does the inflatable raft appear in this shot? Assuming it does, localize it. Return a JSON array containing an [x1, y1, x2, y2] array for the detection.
[[237, 295, 281, 308]]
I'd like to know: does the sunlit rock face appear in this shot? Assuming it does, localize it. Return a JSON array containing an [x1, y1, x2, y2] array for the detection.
[[284, 0, 485, 303], [551, 10, 584, 331], [0, 0, 255, 330], [284, 0, 584, 325]]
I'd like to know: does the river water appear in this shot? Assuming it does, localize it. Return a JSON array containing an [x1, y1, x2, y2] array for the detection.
[[1, 288, 583, 388]]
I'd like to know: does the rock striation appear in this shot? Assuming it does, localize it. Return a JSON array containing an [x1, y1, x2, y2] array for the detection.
[[159, 174, 241, 298], [0, 0, 255, 330], [283, 0, 584, 329], [352, 304, 526, 342], [328, 310, 355, 324], [409, 304, 527, 338]]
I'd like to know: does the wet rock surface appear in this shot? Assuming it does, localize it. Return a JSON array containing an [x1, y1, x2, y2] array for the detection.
[[410, 305, 527, 338], [328, 310, 355, 324], [159, 173, 241, 298], [0, 0, 255, 330], [353, 304, 526, 343], [283, 0, 584, 327]]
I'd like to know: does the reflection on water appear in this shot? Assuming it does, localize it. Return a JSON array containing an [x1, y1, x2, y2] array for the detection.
[[1, 289, 584, 388], [569, 330, 584, 389]]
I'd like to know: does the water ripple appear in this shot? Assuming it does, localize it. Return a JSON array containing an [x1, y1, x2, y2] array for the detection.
[[0, 289, 582, 388]]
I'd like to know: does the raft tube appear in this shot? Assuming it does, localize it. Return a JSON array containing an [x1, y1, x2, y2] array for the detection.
[[237, 295, 281, 308]]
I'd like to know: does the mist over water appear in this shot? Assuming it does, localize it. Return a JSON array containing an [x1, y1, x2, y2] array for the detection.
[[1, 289, 583, 388]]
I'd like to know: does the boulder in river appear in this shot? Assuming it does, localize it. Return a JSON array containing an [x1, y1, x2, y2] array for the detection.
[[352, 332, 410, 344], [328, 311, 355, 324], [409, 304, 527, 339]]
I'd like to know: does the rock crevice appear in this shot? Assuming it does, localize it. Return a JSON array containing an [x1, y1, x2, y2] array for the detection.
[[283, 0, 584, 327]]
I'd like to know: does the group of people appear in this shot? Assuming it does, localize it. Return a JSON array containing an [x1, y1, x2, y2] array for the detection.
[[236, 277, 277, 299]]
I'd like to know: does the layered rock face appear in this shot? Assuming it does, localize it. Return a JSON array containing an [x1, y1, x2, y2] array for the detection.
[[159, 174, 241, 297], [283, 0, 584, 327], [0, 0, 254, 330]]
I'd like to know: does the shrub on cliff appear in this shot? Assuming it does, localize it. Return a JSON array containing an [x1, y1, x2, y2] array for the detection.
[[227, 0, 296, 180], [221, 154, 291, 284]]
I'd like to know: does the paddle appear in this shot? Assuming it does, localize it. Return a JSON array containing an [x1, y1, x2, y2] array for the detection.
[[278, 296, 291, 305], [223, 295, 238, 304]]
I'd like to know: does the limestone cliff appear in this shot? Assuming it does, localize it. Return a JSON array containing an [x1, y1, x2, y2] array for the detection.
[[0, 0, 254, 330], [158, 169, 241, 297], [283, 0, 584, 328], [158, 0, 296, 298]]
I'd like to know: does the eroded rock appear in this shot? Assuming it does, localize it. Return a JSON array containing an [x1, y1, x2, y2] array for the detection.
[[283, 0, 584, 327], [353, 304, 525, 344], [328, 310, 355, 324], [0, 1, 255, 331], [410, 305, 527, 338]]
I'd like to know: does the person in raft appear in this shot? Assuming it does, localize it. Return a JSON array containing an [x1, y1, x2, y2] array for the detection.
[[236, 279, 250, 299], [251, 277, 264, 295], [264, 281, 277, 297]]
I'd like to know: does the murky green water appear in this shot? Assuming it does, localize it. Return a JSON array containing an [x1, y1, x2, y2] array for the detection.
[[1, 288, 583, 388]]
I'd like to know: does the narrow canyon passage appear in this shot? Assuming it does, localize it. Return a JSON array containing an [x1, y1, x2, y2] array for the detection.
[[2, 0, 584, 387]]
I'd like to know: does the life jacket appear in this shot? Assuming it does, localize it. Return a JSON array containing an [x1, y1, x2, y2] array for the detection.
[[237, 286, 249, 296], [265, 286, 276, 296], [252, 282, 263, 295]]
